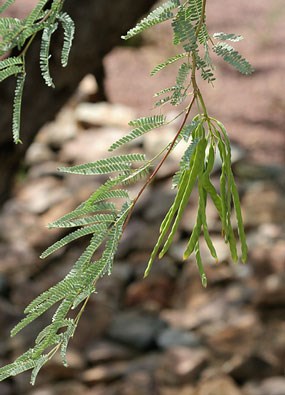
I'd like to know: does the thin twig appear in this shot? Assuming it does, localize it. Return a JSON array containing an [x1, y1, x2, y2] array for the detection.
[[123, 95, 196, 230]]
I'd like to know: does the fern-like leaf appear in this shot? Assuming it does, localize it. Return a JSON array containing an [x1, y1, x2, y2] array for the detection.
[[59, 153, 146, 175], [0, 0, 15, 13], [0, 64, 23, 82], [100, 202, 130, 275], [122, 0, 180, 40], [51, 213, 115, 228], [58, 12, 75, 67], [150, 52, 187, 76], [12, 72, 25, 144], [48, 201, 116, 229], [172, 4, 197, 52], [0, 56, 23, 70], [213, 32, 243, 42], [109, 115, 166, 151], [40, 22, 58, 87], [213, 42, 254, 75], [24, 0, 50, 26], [171, 62, 191, 105], [40, 223, 107, 259]]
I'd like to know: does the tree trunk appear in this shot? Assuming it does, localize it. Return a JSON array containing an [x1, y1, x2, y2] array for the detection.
[[0, 0, 156, 204]]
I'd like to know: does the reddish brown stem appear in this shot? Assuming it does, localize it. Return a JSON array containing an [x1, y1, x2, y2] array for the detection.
[[123, 95, 196, 231]]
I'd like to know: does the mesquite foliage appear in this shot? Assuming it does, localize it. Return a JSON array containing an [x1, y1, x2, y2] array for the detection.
[[0, 0, 253, 383]]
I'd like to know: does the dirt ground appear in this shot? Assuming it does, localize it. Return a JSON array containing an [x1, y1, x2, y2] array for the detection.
[[105, 0, 285, 165]]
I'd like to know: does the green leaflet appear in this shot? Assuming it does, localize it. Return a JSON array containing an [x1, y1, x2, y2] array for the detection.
[[122, 0, 180, 40], [151, 52, 187, 76], [40, 22, 58, 87], [109, 116, 166, 152], [213, 42, 254, 75], [172, 4, 198, 52], [213, 32, 243, 42], [0, 64, 23, 82], [0, 56, 23, 70], [171, 62, 191, 105], [12, 72, 25, 144], [57, 12, 75, 67], [0, 0, 15, 13], [59, 153, 146, 175], [40, 223, 107, 259], [24, 0, 50, 26]]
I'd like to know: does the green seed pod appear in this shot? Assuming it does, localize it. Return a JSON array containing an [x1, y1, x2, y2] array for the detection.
[[160, 137, 207, 257]]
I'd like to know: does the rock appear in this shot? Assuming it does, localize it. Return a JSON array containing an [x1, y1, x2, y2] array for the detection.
[[106, 310, 166, 350], [75, 102, 135, 128], [244, 377, 285, 395], [204, 311, 262, 355], [95, 263, 133, 310], [86, 341, 135, 364], [224, 353, 279, 382], [142, 186, 177, 222], [59, 128, 129, 164], [113, 370, 157, 395], [125, 274, 175, 310], [76, 74, 98, 101], [166, 237, 231, 266], [116, 219, 160, 258], [260, 377, 285, 395], [160, 386, 195, 395], [247, 225, 285, 276], [35, 349, 85, 383], [157, 328, 201, 350], [36, 108, 77, 148], [16, 177, 71, 214], [235, 162, 285, 182], [30, 381, 87, 395], [27, 161, 65, 180], [160, 295, 229, 331], [158, 347, 208, 385], [242, 182, 285, 226], [81, 361, 129, 384], [25, 143, 56, 166], [194, 376, 244, 395], [255, 274, 285, 307]]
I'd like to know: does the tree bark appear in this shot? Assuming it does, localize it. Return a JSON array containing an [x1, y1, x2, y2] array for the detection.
[[0, 0, 156, 204]]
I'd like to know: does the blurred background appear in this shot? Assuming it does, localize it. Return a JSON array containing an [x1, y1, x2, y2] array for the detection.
[[0, 1, 284, 394]]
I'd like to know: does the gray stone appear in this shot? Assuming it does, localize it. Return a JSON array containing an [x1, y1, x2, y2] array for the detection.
[[157, 328, 201, 350], [106, 310, 166, 350], [75, 102, 135, 128]]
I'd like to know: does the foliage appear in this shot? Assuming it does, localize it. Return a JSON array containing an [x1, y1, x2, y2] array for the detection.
[[0, 0, 75, 143], [0, 0, 253, 383]]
